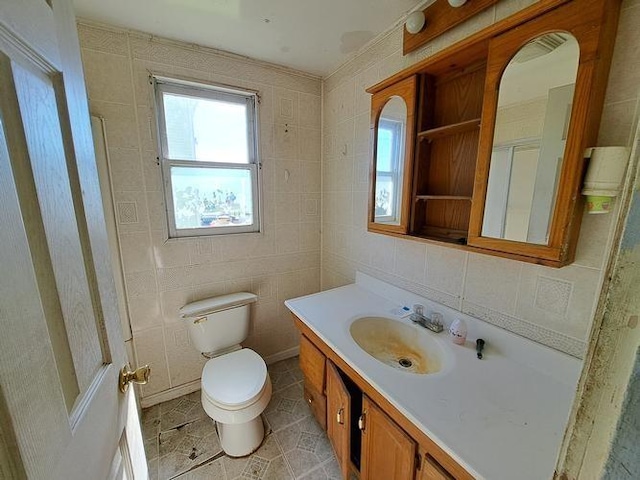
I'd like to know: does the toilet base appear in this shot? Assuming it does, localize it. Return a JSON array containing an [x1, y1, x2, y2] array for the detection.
[[216, 416, 265, 457]]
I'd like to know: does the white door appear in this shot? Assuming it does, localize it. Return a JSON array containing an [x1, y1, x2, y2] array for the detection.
[[0, 1, 147, 479]]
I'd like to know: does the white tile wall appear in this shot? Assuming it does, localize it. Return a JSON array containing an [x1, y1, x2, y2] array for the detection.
[[79, 22, 322, 400], [321, 0, 640, 358]]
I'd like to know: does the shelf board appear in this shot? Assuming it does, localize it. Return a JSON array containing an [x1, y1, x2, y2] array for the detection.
[[417, 118, 481, 141], [416, 226, 468, 245], [415, 195, 472, 201]]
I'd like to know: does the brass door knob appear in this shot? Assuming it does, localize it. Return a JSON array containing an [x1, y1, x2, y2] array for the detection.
[[119, 364, 151, 393]]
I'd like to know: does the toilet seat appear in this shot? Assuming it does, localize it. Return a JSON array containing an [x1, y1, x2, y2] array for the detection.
[[201, 348, 268, 410]]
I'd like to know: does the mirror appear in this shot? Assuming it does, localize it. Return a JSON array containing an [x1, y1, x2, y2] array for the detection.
[[482, 32, 579, 244], [374, 96, 407, 225]]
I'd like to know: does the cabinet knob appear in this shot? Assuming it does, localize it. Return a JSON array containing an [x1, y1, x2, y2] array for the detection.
[[336, 407, 344, 425], [307, 396, 313, 404], [358, 412, 366, 432]]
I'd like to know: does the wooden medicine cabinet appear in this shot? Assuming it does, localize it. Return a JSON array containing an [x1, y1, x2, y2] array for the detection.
[[367, 0, 621, 267]]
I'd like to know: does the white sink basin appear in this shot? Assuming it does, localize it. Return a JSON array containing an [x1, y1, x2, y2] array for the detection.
[[350, 316, 447, 375]]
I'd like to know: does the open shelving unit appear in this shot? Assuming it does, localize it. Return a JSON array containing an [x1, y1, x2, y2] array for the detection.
[[410, 63, 486, 244]]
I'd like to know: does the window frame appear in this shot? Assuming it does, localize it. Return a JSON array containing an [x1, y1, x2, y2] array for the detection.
[[153, 76, 262, 238]]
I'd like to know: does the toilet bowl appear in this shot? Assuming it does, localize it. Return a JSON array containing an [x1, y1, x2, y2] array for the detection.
[[180, 293, 272, 457]]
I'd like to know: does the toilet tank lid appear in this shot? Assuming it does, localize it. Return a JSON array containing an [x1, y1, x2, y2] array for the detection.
[[180, 292, 258, 318]]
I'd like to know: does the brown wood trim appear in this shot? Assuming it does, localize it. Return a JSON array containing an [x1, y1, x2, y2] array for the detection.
[[403, 0, 499, 55], [368, 75, 418, 235], [368, 0, 571, 94], [367, 229, 565, 267], [293, 316, 476, 480]]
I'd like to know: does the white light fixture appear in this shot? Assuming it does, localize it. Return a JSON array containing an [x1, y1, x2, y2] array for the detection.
[[582, 146, 630, 214], [448, 0, 468, 7], [405, 11, 426, 35]]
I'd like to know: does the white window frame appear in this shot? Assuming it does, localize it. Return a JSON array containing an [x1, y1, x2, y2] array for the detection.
[[153, 76, 262, 238]]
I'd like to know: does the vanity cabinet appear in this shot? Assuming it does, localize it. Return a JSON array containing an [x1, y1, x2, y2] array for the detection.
[[360, 396, 416, 480], [366, 0, 621, 267], [295, 315, 473, 480], [300, 335, 327, 430]]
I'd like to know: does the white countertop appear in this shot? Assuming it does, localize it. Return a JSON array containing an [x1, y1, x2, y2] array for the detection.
[[284, 273, 581, 480]]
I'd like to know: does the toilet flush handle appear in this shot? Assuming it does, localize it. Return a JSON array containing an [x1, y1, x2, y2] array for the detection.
[[193, 316, 207, 325]]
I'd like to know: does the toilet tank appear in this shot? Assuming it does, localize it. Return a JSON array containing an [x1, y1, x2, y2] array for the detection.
[[180, 292, 258, 355]]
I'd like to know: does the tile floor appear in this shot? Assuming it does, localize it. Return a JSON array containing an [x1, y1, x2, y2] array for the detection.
[[141, 356, 341, 480]]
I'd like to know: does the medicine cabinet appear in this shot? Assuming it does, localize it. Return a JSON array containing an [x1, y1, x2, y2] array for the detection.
[[367, 0, 621, 267]]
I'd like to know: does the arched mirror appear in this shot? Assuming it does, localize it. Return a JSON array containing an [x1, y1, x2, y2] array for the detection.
[[481, 32, 580, 244], [369, 75, 417, 234], [374, 96, 407, 225]]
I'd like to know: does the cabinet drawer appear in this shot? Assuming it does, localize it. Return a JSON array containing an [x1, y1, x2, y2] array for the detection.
[[300, 334, 326, 393], [303, 381, 327, 431]]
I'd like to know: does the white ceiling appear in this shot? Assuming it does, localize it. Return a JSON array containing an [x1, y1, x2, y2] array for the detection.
[[72, 0, 424, 77]]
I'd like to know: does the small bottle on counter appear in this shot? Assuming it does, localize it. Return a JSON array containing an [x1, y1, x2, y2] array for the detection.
[[449, 318, 467, 345]]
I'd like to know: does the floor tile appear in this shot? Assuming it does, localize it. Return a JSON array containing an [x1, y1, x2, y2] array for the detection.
[[276, 416, 334, 478], [264, 382, 311, 431], [175, 457, 226, 480], [158, 417, 222, 478], [142, 355, 330, 480]]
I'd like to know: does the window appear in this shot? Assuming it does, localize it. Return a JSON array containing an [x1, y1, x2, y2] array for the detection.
[[374, 118, 405, 223], [154, 77, 261, 237]]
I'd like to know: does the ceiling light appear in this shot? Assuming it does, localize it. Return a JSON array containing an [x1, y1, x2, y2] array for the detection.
[[448, 0, 468, 7]]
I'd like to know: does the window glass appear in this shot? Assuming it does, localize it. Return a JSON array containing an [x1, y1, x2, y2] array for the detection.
[[154, 78, 260, 237]]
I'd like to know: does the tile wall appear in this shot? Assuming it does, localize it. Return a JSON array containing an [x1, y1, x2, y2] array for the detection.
[[77, 22, 322, 401], [321, 0, 640, 358]]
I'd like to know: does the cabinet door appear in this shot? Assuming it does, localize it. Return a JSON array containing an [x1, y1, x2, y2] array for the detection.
[[418, 454, 455, 480], [360, 396, 416, 480], [300, 334, 326, 393], [326, 361, 352, 479]]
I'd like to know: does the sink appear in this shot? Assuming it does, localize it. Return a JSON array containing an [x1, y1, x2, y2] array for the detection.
[[349, 316, 447, 375]]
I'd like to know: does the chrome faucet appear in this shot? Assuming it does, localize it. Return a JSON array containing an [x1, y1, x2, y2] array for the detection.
[[410, 304, 444, 333]]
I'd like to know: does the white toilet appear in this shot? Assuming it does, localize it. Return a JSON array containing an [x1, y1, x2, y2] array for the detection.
[[180, 292, 272, 457]]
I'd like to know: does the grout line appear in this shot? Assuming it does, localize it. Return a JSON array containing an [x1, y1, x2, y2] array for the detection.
[[169, 450, 227, 480]]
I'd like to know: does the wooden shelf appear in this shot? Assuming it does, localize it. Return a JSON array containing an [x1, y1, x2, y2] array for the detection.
[[417, 118, 481, 141], [417, 226, 468, 244], [415, 195, 472, 201]]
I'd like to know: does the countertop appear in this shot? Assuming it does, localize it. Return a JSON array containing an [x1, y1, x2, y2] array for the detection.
[[284, 273, 581, 480]]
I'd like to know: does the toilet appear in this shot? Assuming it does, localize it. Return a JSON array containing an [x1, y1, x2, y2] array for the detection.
[[180, 292, 272, 457]]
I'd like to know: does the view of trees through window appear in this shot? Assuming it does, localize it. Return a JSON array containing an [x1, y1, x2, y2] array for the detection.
[[159, 88, 258, 232]]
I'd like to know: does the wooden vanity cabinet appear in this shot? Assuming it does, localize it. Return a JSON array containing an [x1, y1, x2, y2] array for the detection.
[[326, 361, 352, 479], [296, 318, 472, 480], [300, 335, 327, 430], [360, 396, 416, 480]]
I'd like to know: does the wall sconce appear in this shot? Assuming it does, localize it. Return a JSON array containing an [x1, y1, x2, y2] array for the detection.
[[405, 11, 426, 34], [582, 146, 630, 214]]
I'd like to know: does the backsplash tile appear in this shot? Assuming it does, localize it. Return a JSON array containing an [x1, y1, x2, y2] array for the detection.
[[535, 276, 574, 316]]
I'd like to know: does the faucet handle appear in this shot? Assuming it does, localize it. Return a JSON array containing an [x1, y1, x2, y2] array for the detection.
[[431, 312, 443, 326], [413, 304, 425, 316]]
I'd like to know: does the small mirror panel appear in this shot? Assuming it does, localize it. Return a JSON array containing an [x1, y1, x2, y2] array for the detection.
[[374, 96, 407, 225], [482, 33, 579, 244]]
